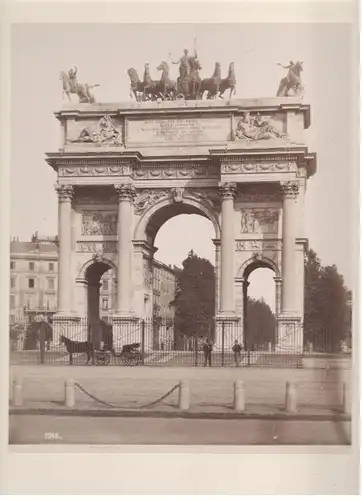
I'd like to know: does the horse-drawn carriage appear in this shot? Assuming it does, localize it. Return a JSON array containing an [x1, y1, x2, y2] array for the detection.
[[95, 342, 142, 366]]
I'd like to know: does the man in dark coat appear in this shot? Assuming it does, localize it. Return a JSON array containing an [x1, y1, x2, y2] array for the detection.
[[232, 339, 243, 366], [203, 338, 213, 367]]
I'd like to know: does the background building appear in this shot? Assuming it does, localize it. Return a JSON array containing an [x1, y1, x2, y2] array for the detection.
[[10, 234, 179, 328], [10, 233, 58, 323]]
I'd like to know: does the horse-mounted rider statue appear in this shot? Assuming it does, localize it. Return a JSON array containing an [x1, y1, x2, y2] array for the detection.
[[60, 66, 100, 103], [276, 60, 304, 97]]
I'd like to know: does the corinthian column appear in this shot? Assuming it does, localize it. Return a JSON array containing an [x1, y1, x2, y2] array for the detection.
[[55, 184, 74, 315], [280, 181, 299, 314], [219, 182, 237, 314], [115, 183, 136, 315]]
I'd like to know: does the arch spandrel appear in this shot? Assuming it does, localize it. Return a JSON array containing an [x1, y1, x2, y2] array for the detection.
[[77, 256, 117, 281], [134, 190, 221, 243], [236, 254, 280, 280]]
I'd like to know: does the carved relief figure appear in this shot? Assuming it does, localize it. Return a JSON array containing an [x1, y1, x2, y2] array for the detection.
[[81, 212, 117, 235], [72, 116, 122, 146], [241, 209, 279, 233], [235, 112, 286, 141], [172, 187, 184, 203], [241, 211, 256, 233], [134, 190, 169, 215]]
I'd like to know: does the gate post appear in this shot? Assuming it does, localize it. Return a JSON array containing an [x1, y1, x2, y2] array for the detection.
[[221, 321, 225, 367], [39, 321, 45, 365], [141, 319, 145, 364]]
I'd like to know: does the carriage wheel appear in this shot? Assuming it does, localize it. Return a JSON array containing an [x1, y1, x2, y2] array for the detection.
[[121, 357, 130, 366], [96, 352, 110, 365]]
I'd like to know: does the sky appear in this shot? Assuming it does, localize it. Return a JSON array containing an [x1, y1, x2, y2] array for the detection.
[[10, 23, 356, 308]]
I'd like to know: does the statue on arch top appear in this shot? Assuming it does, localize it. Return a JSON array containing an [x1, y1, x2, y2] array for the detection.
[[276, 60, 304, 97], [60, 65, 100, 103], [169, 42, 199, 81]]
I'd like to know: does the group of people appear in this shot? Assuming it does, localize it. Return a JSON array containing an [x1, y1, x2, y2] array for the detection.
[[202, 338, 243, 367]]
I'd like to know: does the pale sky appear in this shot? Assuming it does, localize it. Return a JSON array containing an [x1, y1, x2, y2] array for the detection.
[[11, 23, 355, 308]]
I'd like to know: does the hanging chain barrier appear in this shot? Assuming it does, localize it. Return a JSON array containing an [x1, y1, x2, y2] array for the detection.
[[74, 381, 180, 409]]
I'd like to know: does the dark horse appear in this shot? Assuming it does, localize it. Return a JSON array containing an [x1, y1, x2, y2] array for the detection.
[[200, 62, 222, 99], [218, 62, 236, 99], [60, 335, 95, 365]]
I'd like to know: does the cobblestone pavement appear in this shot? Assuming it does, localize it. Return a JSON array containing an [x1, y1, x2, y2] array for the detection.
[[9, 364, 351, 414]]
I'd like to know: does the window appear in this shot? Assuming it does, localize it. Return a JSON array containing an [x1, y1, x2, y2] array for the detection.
[[47, 278, 55, 290], [28, 278, 35, 288], [49, 263, 54, 271], [10, 261, 15, 270], [10, 277, 16, 288], [102, 280, 109, 291], [102, 296, 109, 309], [10, 295, 15, 308], [29, 262, 34, 271]]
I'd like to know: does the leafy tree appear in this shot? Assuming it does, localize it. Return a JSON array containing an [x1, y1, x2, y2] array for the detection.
[[171, 250, 215, 344], [246, 297, 275, 349], [304, 250, 351, 352]]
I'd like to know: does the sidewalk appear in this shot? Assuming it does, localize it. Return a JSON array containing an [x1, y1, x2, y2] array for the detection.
[[9, 364, 351, 419]]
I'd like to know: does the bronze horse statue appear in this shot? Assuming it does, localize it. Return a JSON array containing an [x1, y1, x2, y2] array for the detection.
[[218, 62, 236, 99], [276, 61, 304, 97], [200, 62, 222, 99], [156, 61, 177, 100], [127, 67, 145, 101], [60, 67, 99, 103]]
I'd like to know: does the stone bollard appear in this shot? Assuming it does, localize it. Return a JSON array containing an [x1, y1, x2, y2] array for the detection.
[[13, 376, 23, 407], [64, 379, 75, 408], [233, 380, 245, 412], [285, 381, 298, 413], [178, 380, 190, 411], [342, 382, 350, 414], [268, 342, 272, 353]]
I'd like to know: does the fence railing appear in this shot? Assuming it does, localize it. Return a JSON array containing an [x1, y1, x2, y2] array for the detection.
[[9, 316, 351, 367]]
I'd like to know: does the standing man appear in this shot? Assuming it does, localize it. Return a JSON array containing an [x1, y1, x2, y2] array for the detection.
[[203, 337, 213, 367], [232, 339, 243, 367]]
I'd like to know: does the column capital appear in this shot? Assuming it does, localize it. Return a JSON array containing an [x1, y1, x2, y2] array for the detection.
[[280, 181, 299, 198], [114, 183, 136, 202], [219, 182, 237, 200], [55, 183, 74, 201], [273, 276, 283, 283]]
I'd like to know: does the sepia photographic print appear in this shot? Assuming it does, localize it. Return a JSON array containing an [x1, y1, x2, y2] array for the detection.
[[1, 0, 359, 495]]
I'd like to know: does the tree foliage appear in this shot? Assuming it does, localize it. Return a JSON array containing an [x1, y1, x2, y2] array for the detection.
[[246, 297, 275, 349], [304, 249, 351, 352], [171, 250, 215, 341]]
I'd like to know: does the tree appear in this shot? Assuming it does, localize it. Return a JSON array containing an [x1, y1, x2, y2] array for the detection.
[[304, 249, 351, 352], [171, 250, 215, 343], [246, 297, 275, 349]]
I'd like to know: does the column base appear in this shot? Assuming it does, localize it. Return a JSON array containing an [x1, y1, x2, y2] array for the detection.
[[276, 314, 303, 354], [214, 315, 241, 350], [52, 314, 86, 349]]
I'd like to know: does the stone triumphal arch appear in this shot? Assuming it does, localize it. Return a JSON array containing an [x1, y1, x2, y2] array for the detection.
[[46, 98, 316, 353]]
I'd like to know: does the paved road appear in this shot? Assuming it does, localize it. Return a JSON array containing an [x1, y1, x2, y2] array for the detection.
[[10, 364, 351, 414], [9, 415, 351, 445]]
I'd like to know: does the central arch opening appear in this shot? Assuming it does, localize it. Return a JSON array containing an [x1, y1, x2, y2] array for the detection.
[[143, 200, 218, 352]]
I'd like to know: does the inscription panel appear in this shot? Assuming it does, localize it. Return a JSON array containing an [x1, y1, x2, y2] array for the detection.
[[128, 117, 230, 145], [76, 241, 117, 253]]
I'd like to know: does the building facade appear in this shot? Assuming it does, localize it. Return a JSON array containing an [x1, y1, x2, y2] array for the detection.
[[46, 98, 316, 353], [10, 234, 178, 325]]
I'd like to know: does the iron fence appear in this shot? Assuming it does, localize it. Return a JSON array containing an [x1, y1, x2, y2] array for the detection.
[[9, 316, 351, 367]]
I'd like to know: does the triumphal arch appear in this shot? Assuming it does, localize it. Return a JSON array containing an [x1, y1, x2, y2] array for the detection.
[[46, 93, 316, 353]]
